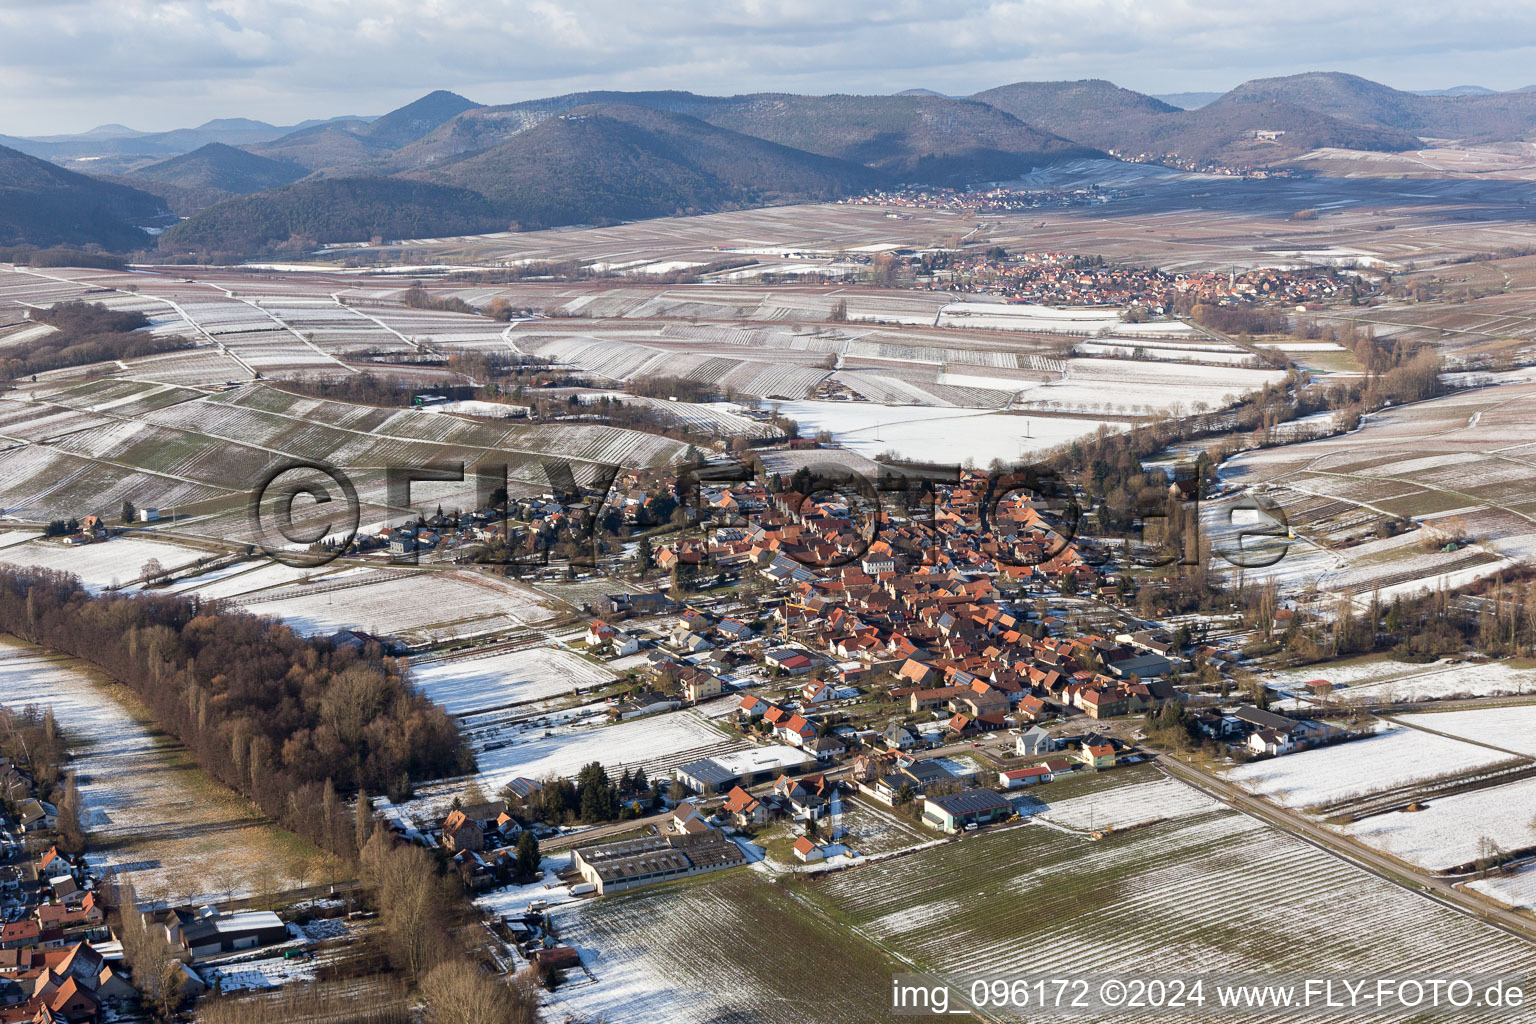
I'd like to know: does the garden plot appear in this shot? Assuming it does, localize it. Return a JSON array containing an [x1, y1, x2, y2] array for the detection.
[[1406, 704, 1536, 757], [1224, 726, 1509, 809], [1469, 863, 1536, 911], [241, 570, 555, 641], [1339, 776, 1536, 872], [469, 710, 738, 788], [0, 639, 310, 904], [407, 646, 616, 716], [0, 536, 212, 590], [201, 954, 316, 994], [835, 795, 939, 855]]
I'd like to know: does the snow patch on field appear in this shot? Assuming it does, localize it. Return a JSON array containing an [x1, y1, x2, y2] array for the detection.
[[0, 639, 301, 903], [769, 400, 1121, 466], [242, 570, 555, 640], [1271, 659, 1536, 703]]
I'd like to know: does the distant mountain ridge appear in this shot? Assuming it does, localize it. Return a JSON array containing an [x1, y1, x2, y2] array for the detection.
[[1215, 72, 1536, 141], [0, 116, 374, 174], [380, 89, 1098, 185], [973, 78, 1419, 166], [401, 103, 881, 229], [13, 71, 1536, 256]]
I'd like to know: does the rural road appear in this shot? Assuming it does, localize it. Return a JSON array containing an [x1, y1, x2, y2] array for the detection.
[[1151, 751, 1536, 946]]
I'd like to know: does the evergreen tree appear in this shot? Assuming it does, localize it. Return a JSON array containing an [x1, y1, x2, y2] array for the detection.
[[513, 830, 541, 883]]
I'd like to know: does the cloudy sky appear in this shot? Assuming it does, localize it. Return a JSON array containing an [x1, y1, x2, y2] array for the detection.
[[4, 0, 1535, 135]]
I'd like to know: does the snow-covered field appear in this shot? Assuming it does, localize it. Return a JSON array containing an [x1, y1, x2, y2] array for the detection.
[[177, 559, 327, 600], [1340, 777, 1536, 872], [0, 536, 209, 590], [0, 638, 305, 903], [812, 789, 1536, 1017], [1028, 775, 1222, 831], [470, 709, 737, 787], [1406, 704, 1536, 756], [1469, 863, 1536, 911], [937, 301, 1128, 334], [408, 646, 616, 715], [1224, 726, 1510, 809], [1270, 658, 1536, 704], [242, 569, 555, 640], [769, 400, 1121, 466]]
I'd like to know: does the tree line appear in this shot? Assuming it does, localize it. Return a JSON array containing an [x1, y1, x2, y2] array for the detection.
[[4, 300, 193, 381], [0, 568, 469, 861]]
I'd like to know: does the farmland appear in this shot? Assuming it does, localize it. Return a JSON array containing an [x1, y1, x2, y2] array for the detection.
[[1470, 864, 1536, 911], [406, 644, 616, 715], [543, 871, 900, 1024], [462, 708, 742, 790], [1223, 725, 1511, 809], [496, 766, 1536, 1023], [1407, 703, 1536, 756], [1211, 378, 1536, 599], [238, 567, 557, 644], [0, 534, 215, 590], [0, 637, 316, 904], [798, 768, 1536, 1023], [1268, 657, 1536, 703], [1340, 776, 1536, 872]]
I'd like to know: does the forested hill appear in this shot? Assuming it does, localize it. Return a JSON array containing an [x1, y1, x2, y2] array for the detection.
[[0, 143, 167, 249], [158, 176, 505, 255]]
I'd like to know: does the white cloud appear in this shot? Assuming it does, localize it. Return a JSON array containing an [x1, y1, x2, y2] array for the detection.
[[1, 1, 1533, 134]]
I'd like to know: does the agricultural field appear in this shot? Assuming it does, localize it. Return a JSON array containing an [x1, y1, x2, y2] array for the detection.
[[542, 871, 900, 1024], [1223, 725, 1510, 809], [1268, 657, 1536, 703], [770, 400, 1120, 466], [1339, 776, 1536, 872], [238, 568, 556, 643], [464, 707, 743, 789], [406, 644, 616, 716], [801, 769, 1536, 1023], [0, 375, 692, 549], [1212, 378, 1536, 598], [1025, 772, 1222, 832], [1406, 703, 1536, 757], [1469, 863, 1536, 912], [0, 535, 215, 590], [0, 638, 315, 904]]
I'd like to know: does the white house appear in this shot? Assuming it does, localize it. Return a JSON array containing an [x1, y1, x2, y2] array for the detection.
[[1000, 765, 1054, 789], [1016, 725, 1053, 757], [801, 680, 835, 704]]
